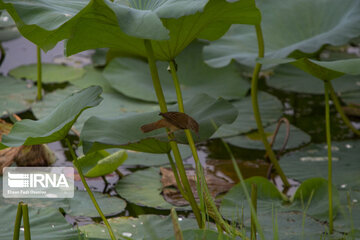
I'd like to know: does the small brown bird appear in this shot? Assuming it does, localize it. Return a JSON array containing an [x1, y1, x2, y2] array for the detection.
[[141, 112, 199, 134]]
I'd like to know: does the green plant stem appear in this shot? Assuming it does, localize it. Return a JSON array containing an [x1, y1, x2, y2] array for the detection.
[[324, 81, 333, 234], [328, 81, 360, 136], [13, 202, 23, 240], [21, 203, 31, 240], [36, 46, 42, 101], [0, 42, 5, 66], [251, 24, 290, 188], [143, 39, 202, 228], [167, 152, 188, 201], [169, 59, 247, 237], [65, 138, 116, 240], [251, 184, 257, 240]]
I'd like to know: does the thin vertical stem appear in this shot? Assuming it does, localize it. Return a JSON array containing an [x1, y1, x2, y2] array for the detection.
[[144, 39, 202, 227], [65, 138, 116, 240], [324, 81, 333, 233], [251, 184, 257, 240], [0, 42, 5, 66], [13, 202, 23, 240], [251, 25, 290, 188], [328, 81, 360, 136], [21, 203, 31, 240], [36, 46, 42, 100], [167, 152, 188, 201]]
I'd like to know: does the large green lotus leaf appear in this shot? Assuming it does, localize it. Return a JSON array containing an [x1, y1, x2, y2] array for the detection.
[[32, 86, 158, 132], [1, 86, 102, 147], [77, 150, 127, 177], [79, 214, 197, 240], [71, 65, 116, 93], [0, 0, 167, 52], [267, 64, 360, 94], [66, 0, 261, 60], [220, 176, 285, 221], [204, 0, 360, 68], [288, 178, 340, 221], [260, 57, 360, 80], [106, 41, 249, 98], [81, 94, 237, 153], [1, 0, 260, 60], [0, 75, 36, 118], [225, 123, 311, 150], [212, 92, 283, 138], [116, 167, 189, 210], [104, 41, 249, 103], [9, 63, 85, 83], [0, 10, 20, 41], [0, 204, 81, 239], [280, 140, 360, 190], [124, 144, 192, 167]]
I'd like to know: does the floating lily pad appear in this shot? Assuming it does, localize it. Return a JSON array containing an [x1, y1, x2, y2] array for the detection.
[[79, 214, 198, 240], [267, 64, 360, 94], [77, 150, 127, 178], [103, 41, 249, 103], [0, 204, 81, 239], [9, 63, 85, 83], [250, 212, 326, 240], [1, 86, 102, 147], [0, 187, 126, 218], [212, 92, 283, 138], [116, 167, 189, 210], [62, 191, 126, 218], [334, 191, 360, 235], [0, 75, 36, 117], [280, 140, 360, 190], [220, 176, 285, 221], [0, 10, 19, 42], [81, 94, 237, 154], [289, 178, 340, 221], [220, 177, 332, 239], [225, 123, 311, 150], [204, 0, 360, 67], [32, 86, 158, 132], [71, 65, 116, 93], [341, 90, 360, 105]]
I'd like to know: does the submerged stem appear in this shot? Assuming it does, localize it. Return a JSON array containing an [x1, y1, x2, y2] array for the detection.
[[36, 46, 42, 101], [251, 24, 290, 188], [328, 81, 360, 136], [324, 81, 333, 234], [144, 39, 202, 227], [65, 138, 116, 240]]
